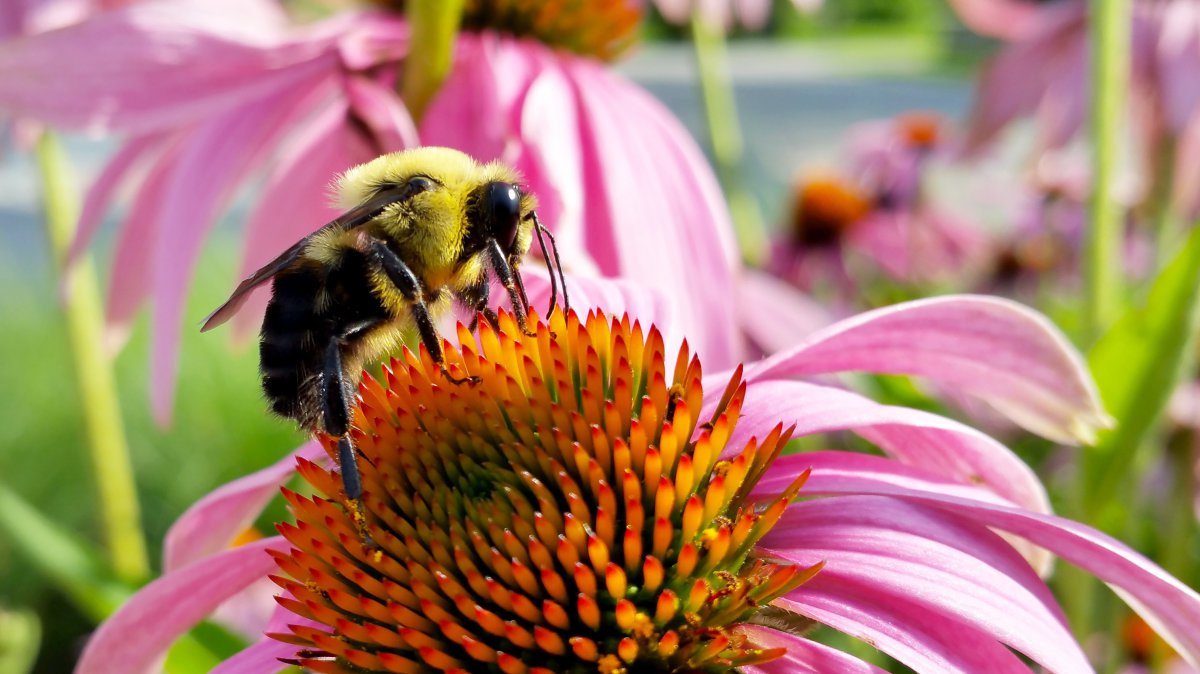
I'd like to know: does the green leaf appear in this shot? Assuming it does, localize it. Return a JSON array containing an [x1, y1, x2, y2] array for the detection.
[[1085, 226, 1200, 512], [0, 483, 131, 621]]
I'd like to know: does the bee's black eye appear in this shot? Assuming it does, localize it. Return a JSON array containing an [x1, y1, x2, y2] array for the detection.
[[406, 175, 436, 193], [486, 181, 522, 251]]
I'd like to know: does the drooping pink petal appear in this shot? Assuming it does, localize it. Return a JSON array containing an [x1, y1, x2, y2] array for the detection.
[[343, 73, 419, 153], [421, 31, 528, 164], [208, 636, 294, 674], [963, 6, 1086, 154], [65, 133, 163, 273], [780, 459, 1200, 666], [738, 627, 890, 674], [75, 536, 288, 674], [104, 138, 182, 352], [164, 441, 325, 573], [744, 295, 1111, 445], [760, 497, 1090, 672], [209, 601, 318, 674], [0, 0, 336, 134], [776, 579, 1038, 674], [734, 269, 832, 356], [570, 58, 742, 369], [149, 88, 320, 425], [723, 379, 1050, 515]]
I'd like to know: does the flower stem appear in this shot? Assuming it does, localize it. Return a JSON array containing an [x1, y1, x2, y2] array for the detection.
[[402, 0, 464, 123], [1083, 0, 1131, 342], [689, 14, 767, 266], [35, 132, 149, 585]]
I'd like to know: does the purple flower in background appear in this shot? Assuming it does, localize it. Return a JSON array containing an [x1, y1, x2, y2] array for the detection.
[[957, 0, 1200, 217], [769, 113, 990, 302], [0, 0, 755, 423]]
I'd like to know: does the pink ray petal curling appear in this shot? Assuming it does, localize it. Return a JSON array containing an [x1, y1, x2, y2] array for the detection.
[[745, 295, 1111, 445], [772, 457, 1200, 667], [761, 497, 1091, 672], [75, 536, 288, 674], [726, 378, 1049, 515], [739, 627, 889, 674], [164, 441, 325, 573]]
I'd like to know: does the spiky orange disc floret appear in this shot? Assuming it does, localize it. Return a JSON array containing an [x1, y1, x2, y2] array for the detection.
[[271, 309, 819, 673]]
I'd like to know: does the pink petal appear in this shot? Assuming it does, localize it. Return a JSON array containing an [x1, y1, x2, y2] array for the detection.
[[776, 580, 1036, 673], [735, 269, 832, 357], [75, 536, 287, 674], [760, 497, 1090, 672], [105, 139, 182, 352], [570, 58, 743, 369], [0, 0, 336, 134], [149, 88, 318, 425], [209, 602, 316, 674], [739, 627, 890, 674], [65, 133, 163, 273], [343, 73, 418, 152], [744, 295, 1111, 445], [164, 441, 324, 573], [786, 459, 1200, 666], [208, 637, 294, 674], [723, 379, 1051, 516], [962, 7, 1087, 154]]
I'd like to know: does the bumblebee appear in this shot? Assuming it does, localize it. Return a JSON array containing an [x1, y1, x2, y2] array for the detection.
[[202, 147, 567, 526]]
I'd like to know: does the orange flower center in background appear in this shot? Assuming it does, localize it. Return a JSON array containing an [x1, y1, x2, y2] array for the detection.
[[791, 176, 870, 247], [270, 310, 818, 673], [370, 0, 642, 61], [895, 111, 942, 150]]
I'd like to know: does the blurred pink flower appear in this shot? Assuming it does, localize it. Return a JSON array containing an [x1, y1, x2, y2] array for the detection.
[[959, 0, 1200, 217], [651, 0, 822, 31], [769, 113, 990, 302], [985, 154, 1153, 294], [72, 285, 1159, 674], [0, 0, 748, 424]]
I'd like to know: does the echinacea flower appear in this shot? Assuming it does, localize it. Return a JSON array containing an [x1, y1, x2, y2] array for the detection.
[[77, 286, 1200, 673], [957, 0, 1200, 218], [769, 114, 988, 302], [0, 0, 744, 423]]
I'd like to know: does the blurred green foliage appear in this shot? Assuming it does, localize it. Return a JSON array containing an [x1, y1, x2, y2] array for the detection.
[[0, 226, 301, 672]]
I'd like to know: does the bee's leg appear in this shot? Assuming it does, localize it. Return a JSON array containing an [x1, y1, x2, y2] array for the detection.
[[319, 339, 373, 548], [486, 240, 536, 337], [365, 237, 479, 385], [460, 280, 502, 333]]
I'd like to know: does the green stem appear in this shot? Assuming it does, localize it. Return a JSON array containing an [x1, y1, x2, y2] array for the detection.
[[689, 14, 768, 266], [402, 0, 465, 123], [1150, 133, 1180, 265], [1083, 0, 1131, 343], [35, 133, 149, 585]]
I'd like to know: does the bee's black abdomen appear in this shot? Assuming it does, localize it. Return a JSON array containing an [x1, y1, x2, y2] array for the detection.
[[260, 266, 324, 427], [258, 251, 390, 432]]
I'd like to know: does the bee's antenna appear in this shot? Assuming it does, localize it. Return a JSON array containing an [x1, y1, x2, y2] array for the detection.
[[532, 213, 569, 316]]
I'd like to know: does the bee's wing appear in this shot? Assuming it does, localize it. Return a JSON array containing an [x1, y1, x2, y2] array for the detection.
[[199, 239, 311, 331], [200, 185, 420, 332]]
